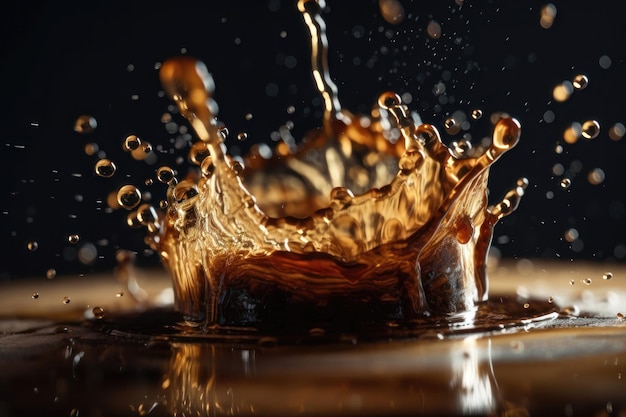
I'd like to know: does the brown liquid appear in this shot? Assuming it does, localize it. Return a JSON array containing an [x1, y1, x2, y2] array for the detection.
[[122, 0, 526, 330]]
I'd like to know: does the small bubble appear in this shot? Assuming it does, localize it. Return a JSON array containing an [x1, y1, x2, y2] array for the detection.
[[554, 144, 563, 154], [123, 135, 141, 151], [603, 272, 613, 280], [523, 303, 530, 309], [68, 234, 80, 244], [92, 307, 105, 319], [581, 120, 600, 139], [94, 159, 116, 178], [569, 279, 575, 286], [74, 115, 97, 134], [27, 241, 39, 251], [116, 291, 124, 298], [32, 292, 39, 299], [548, 296, 554, 304], [617, 312, 625, 320], [582, 278, 592, 285], [471, 109, 483, 120], [117, 185, 142, 210], [46, 268, 57, 280], [572, 74, 589, 90], [62, 296, 71, 305], [237, 132, 248, 141], [560, 178, 571, 189], [245, 113, 253, 120]]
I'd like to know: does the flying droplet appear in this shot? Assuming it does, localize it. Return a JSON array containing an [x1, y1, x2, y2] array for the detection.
[[74, 115, 97, 134], [123, 135, 141, 151], [117, 185, 142, 210], [62, 296, 71, 305], [581, 120, 600, 139], [471, 109, 483, 120], [68, 234, 80, 244], [27, 241, 39, 251], [92, 307, 105, 319], [378, 0, 405, 24], [606, 123, 624, 142], [560, 178, 571, 189], [426, 20, 441, 39], [31, 292, 39, 299], [540, 3, 557, 29], [237, 132, 248, 141], [94, 159, 117, 178], [156, 166, 177, 185], [572, 74, 589, 90], [603, 272, 613, 280], [46, 268, 57, 279]]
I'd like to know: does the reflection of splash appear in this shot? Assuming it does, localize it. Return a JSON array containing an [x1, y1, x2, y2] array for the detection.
[[451, 337, 499, 414], [161, 339, 529, 416]]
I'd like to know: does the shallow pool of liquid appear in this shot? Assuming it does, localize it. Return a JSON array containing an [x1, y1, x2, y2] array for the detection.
[[1, 260, 625, 416]]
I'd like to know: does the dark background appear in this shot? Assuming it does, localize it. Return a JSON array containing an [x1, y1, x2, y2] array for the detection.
[[1, 0, 625, 280]]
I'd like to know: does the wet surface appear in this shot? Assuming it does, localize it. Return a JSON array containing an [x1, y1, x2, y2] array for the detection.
[[1, 261, 625, 416]]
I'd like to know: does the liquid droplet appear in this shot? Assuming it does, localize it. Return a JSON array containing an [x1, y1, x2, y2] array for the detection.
[[31, 292, 39, 299], [471, 109, 483, 120], [572, 74, 589, 90], [116, 291, 124, 298], [123, 135, 141, 151], [617, 312, 625, 320], [92, 307, 105, 319], [603, 272, 613, 280], [156, 166, 177, 185], [94, 159, 117, 178], [581, 120, 600, 139], [27, 241, 39, 251], [237, 132, 248, 141], [582, 278, 592, 285], [560, 178, 571, 189], [426, 20, 442, 39], [68, 234, 80, 244], [117, 185, 142, 210], [46, 268, 57, 280], [74, 115, 97, 134], [62, 297, 71, 305]]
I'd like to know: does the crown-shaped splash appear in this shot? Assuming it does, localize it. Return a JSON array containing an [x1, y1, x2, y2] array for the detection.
[[145, 0, 525, 330]]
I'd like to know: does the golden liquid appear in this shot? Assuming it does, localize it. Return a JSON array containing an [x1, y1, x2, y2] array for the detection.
[[124, 0, 526, 329]]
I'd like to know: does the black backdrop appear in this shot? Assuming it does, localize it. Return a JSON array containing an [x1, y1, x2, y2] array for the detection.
[[2, 0, 625, 279]]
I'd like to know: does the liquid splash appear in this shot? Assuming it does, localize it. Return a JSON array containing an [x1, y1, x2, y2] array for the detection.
[[113, 0, 533, 332]]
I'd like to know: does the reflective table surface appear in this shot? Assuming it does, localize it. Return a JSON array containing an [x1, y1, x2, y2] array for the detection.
[[1, 260, 625, 417]]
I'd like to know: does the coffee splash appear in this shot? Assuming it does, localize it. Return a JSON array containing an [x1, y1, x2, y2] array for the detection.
[[119, 0, 525, 329]]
